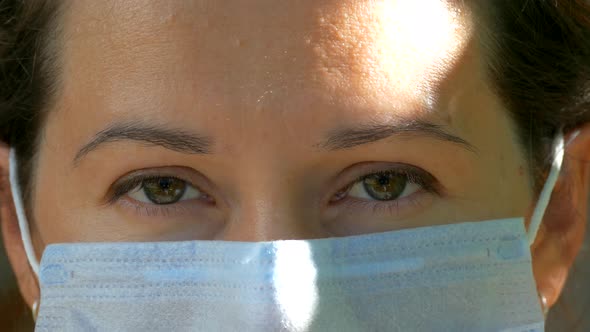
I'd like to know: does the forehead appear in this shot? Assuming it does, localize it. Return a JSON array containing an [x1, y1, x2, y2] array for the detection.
[[60, 0, 473, 120]]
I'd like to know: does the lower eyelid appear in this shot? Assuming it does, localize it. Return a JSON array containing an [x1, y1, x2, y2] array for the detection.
[[346, 175, 422, 200], [125, 179, 209, 205], [118, 196, 205, 217], [334, 188, 432, 216]]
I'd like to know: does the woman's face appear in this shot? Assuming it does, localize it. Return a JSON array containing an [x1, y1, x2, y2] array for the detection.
[[32, 0, 533, 247]]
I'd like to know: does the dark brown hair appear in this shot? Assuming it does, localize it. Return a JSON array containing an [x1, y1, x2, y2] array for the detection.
[[0, 0, 590, 206], [480, 0, 590, 191], [0, 0, 589, 329], [2, 1, 590, 206], [0, 0, 61, 209]]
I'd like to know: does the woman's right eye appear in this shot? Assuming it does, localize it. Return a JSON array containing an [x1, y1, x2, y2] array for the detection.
[[127, 177, 208, 205]]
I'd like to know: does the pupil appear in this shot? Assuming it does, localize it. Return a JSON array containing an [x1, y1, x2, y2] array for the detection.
[[159, 178, 172, 190], [377, 175, 390, 186], [363, 173, 406, 201], [143, 177, 186, 204]]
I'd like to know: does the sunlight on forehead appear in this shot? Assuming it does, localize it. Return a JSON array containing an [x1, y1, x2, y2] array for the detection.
[[367, 0, 472, 103], [61, 0, 475, 127], [314, 0, 473, 113], [376, 1, 468, 72]]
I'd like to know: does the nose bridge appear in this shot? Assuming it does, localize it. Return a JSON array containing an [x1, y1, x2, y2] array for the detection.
[[218, 167, 326, 242]]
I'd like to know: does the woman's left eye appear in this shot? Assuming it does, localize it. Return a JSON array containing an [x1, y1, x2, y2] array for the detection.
[[127, 177, 205, 205], [331, 167, 435, 204], [348, 172, 420, 201]]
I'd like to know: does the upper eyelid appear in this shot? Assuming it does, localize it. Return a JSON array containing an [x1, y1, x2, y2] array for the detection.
[[105, 170, 202, 206], [345, 170, 429, 197], [336, 163, 438, 190], [105, 163, 441, 207]]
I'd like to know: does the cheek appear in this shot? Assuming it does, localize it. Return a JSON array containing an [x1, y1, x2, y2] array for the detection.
[[32, 174, 77, 246]]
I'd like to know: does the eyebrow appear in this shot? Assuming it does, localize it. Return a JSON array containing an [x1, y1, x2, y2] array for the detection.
[[73, 122, 213, 165], [74, 118, 475, 165], [317, 119, 477, 153]]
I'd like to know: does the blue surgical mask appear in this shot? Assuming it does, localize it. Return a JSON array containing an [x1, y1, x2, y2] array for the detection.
[[9, 131, 566, 332]]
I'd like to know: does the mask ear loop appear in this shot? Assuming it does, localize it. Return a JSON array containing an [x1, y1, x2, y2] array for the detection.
[[8, 148, 40, 276], [32, 300, 39, 322], [526, 130, 567, 245]]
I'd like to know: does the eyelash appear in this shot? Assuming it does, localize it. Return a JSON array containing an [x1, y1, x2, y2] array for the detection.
[[107, 174, 200, 205], [107, 165, 441, 217], [106, 173, 213, 217], [351, 168, 437, 194], [330, 164, 441, 211]]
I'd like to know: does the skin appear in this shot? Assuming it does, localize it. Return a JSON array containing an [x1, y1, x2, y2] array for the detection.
[[0, 0, 589, 318]]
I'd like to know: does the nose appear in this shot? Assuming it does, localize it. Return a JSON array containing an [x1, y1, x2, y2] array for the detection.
[[217, 184, 329, 242]]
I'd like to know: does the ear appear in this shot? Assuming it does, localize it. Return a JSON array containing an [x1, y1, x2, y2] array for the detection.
[[0, 143, 39, 310], [530, 124, 590, 308]]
